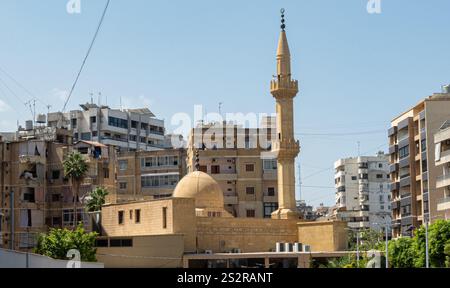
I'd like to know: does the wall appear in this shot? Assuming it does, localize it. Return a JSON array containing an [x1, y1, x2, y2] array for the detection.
[[0, 248, 103, 268], [96, 235, 184, 268], [297, 221, 348, 252], [196, 217, 298, 253]]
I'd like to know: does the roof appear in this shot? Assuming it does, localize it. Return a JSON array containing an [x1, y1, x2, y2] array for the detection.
[[75, 140, 107, 148], [126, 108, 155, 117]]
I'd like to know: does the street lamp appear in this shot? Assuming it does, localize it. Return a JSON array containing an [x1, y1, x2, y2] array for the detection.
[[345, 227, 361, 267]]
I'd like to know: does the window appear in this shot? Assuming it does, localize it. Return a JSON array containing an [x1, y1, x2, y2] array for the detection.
[[141, 174, 179, 188], [129, 135, 137, 142], [351, 176, 357, 181], [421, 139, 426, 152], [199, 165, 207, 173], [211, 165, 220, 174], [359, 174, 368, 180], [135, 209, 141, 223], [376, 174, 383, 179], [264, 203, 278, 218], [267, 187, 275, 197], [131, 121, 138, 129], [140, 137, 146, 143], [71, 118, 77, 128], [246, 209, 256, 218], [119, 182, 127, 190], [110, 238, 133, 247], [422, 160, 428, 173], [399, 145, 410, 159], [92, 131, 98, 137], [52, 170, 60, 180], [246, 187, 255, 195], [118, 160, 128, 171], [118, 211, 124, 225], [245, 164, 255, 172], [51, 194, 61, 202], [103, 168, 110, 179], [81, 132, 91, 141], [108, 117, 128, 129], [379, 163, 383, 168], [263, 159, 277, 170], [23, 188, 35, 203], [380, 205, 385, 210], [95, 239, 108, 247], [162, 207, 168, 229], [90, 116, 97, 124]]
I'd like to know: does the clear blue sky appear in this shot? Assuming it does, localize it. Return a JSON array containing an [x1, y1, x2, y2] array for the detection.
[[1, 0, 450, 208]]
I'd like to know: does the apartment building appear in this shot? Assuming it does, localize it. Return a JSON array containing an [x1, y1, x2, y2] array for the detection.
[[0, 124, 116, 251], [434, 120, 450, 219], [388, 86, 450, 237], [47, 103, 165, 152], [186, 118, 279, 218], [334, 152, 391, 232], [113, 149, 187, 203]]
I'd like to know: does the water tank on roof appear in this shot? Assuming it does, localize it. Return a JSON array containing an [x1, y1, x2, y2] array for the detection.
[[442, 84, 450, 94], [36, 114, 46, 124], [25, 120, 33, 131]]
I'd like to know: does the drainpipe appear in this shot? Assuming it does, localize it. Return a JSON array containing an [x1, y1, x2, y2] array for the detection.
[[10, 189, 14, 250]]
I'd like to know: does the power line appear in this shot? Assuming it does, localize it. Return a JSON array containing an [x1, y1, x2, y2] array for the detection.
[[62, 0, 111, 112]]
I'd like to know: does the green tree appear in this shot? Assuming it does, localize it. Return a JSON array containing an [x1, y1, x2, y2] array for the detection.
[[413, 220, 450, 268], [86, 187, 109, 212], [388, 237, 416, 268], [63, 151, 88, 226], [34, 224, 98, 262], [444, 242, 450, 268]]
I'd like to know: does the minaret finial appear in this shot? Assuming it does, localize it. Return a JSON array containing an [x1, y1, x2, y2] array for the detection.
[[280, 8, 286, 31], [195, 149, 200, 171]]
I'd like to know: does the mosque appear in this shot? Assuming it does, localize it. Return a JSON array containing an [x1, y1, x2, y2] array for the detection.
[[95, 10, 348, 268]]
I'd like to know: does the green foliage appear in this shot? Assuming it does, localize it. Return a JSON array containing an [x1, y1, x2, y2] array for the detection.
[[347, 228, 384, 252], [63, 151, 88, 181], [387, 220, 450, 268], [34, 224, 98, 262], [413, 220, 450, 268], [444, 242, 450, 268], [86, 187, 109, 212], [388, 237, 416, 268]]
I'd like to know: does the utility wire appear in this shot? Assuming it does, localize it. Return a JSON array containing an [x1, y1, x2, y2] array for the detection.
[[62, 0, 111, 112]]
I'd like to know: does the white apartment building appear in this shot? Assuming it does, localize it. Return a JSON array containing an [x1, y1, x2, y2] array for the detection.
[[334, 152, 392, 232], [434, 120, 450, 219], [47, 103, 165, 151]]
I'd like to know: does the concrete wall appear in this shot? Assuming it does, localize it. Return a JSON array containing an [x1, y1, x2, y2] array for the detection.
[[0, 248, 103, 268], [297, 221, 348, 252], [96, 235, 184, 268], [196, 217, 298, 253]]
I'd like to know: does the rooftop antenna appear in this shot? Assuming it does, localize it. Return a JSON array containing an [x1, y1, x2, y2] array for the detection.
[[357, 141, 361, 157], [298, 162, 302, 201], [98, 92, 102, 106], [219, 102, 223, 118], [120, 96, 123, 111], [90, 92, 94, 104]]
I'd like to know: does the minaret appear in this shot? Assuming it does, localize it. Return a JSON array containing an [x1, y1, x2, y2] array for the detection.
[[271, 9, 300, 220]]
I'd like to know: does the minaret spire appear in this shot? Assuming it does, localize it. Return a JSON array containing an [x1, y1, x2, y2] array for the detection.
[[270, 8, 300, 220]]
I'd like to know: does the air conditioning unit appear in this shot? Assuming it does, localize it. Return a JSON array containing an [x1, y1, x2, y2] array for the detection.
[[205, 250, 213, 255]]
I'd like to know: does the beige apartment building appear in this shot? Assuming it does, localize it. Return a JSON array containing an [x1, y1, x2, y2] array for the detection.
[[186, 120, 280, 218], [0, 125, 116, 251], [388, 86, 450, 238], [434, 120, 450, 219], [113, 149, 187, 203]]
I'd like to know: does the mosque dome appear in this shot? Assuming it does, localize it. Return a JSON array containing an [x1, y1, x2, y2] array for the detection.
[[173, 171, 224, 209]]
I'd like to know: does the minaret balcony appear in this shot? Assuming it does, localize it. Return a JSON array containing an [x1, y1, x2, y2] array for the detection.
[[271, 139, 300, 159], [270, 79, 299, 94]]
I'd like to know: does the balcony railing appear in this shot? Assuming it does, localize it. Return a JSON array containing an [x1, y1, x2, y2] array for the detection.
[[436, 174, 450, 189], [437, 197, 450, 211]]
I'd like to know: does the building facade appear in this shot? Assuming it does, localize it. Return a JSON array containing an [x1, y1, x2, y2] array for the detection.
[[186, 121, 278, 218], [434, 120, 450, 219], [113, 149, 187, 203], [0, 125, 116, 251], [334, 153, 391, 232], [47, 103, 165, 152], [388, 87, 450, 237]]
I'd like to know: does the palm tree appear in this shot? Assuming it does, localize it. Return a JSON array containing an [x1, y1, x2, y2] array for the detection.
[[63, 151, 88, 227], [86, 187, 109, 212]]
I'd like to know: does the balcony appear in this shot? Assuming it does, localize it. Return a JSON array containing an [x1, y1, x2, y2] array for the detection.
[[388, 127, 397, 137], [436, 149, 450, 166], [263, 170, 277, 180], [400, 176, 411, 188], [436, 174, 450, 189], [390, 182, 399, 192], [399, 156, 410, 168], [211, 173, 238, 181], [263, 195, 277, 203], [389, 163, 398, 174], [437, 198, 450, 212], [389, 144, 398, 155], [224, 195, 238, 205], [19, 155, 45, 165]]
